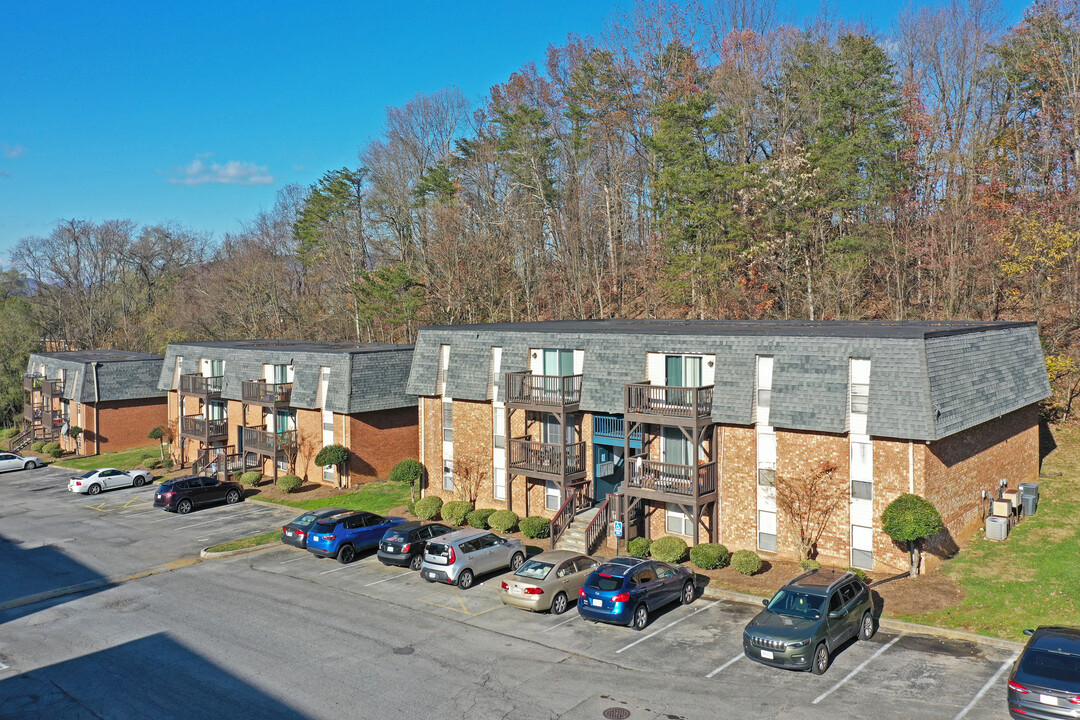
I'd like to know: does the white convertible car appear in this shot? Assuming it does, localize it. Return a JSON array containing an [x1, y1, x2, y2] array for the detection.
[[68, 467, 154, 495], [0, 452, 43, 472]]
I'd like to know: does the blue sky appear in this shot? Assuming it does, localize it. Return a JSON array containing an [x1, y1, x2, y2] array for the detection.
[[0, 0, 1032, 259]]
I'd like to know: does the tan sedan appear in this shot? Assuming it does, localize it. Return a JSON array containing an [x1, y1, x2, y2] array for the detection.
[[498, 550, 601, 614]]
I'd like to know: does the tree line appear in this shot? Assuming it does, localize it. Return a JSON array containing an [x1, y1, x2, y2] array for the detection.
[[5, 0, 1080, 424]]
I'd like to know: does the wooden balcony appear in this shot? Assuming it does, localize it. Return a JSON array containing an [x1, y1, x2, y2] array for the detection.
[[242, 427, 297, 457], [41, 379, 63, 398], [508, 437, 587, 483], [241, 380, 292, 406], [625, 382, 713, 424], [180, 416, 228, 441], [179, 374, 224, 398], [23, 376, 40, 392], [592, 414, 642, 448], [623, 457, 718, 503], [23, 402, 34, 422], [505, 372, 582, 412]]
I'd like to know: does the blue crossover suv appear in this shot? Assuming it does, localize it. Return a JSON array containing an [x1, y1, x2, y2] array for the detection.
[[578, 556, 696, 630], [306, 511, 406, 564]]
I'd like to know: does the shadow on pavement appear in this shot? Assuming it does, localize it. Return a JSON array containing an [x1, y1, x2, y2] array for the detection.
[[0, 532, 112, 623]]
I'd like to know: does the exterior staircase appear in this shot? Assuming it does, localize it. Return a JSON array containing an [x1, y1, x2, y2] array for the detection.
[[10, 428, 34, 452], [554, 507, 601, 554]]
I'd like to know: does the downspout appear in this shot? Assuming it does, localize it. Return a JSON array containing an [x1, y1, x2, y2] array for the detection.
[[719, 425, 725, 541], [908, 441, 914, 494], [92, 362, 101, 455]]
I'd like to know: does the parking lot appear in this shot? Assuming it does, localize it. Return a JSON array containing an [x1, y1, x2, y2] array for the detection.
[[1, 465, 1018, 719]]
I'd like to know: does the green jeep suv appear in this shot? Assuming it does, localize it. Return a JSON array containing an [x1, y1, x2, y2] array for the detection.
[[743, 568, 875, 674]]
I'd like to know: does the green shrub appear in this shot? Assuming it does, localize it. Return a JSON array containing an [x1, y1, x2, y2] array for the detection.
[[651, 536, 689, 563], [466, 508, 497, 529], [689, 543, 730, 570], [48, 445, 64, 459], [276, 474, 302, 493], [882, 493, 944, 577], [799, 558, 822, 571], [844, 567, 870, 584], [0, 427, 16, 439], [31, 441, 46, 452], [238, 471, 262, 487], [413, 496, 443, 520], [731, 549, 763, 576], [519, 516, 551, 539], [144, 458, 163, 470], [162, 456, 174, 470], [488, 509, 519, 533], [389, 458, 425, 485], [626, 536, 651, 558], [405, 500, 416, 516], [442, 500, 474, 526]]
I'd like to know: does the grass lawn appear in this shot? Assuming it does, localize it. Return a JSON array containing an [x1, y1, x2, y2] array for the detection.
[[896, 426, 1080, 641], [54, 444, 161, 472], [205, 531, 279, 553], [258, 480, 412, 516]]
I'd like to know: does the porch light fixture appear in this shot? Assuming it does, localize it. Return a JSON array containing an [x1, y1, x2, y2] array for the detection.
[[707, 360, 714, 367], [532, 351, 538, 359]]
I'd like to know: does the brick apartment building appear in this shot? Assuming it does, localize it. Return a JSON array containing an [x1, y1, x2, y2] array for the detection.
[[21, 351, 168, 454], [158, 341, 418, 486], [405, 320, 1050, 574]]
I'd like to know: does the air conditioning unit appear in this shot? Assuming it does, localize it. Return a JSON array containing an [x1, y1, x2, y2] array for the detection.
[[985, 515, 1009, 541], [597, 461, 615, 478], [992, 500, 1013, 517]]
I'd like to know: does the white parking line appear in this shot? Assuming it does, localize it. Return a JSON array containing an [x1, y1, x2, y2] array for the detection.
[[364, 571, 413, 586], [952, 656, 1018, 720], [0, 661, 9, 671], [319, 559, 375, 575], [542, 615, 579, 633], [615, 601, 719, 654], [812, 636, 901, 704], [173, 512, 263, 531], [705, 653, 744, 678], [280, 556, 307, 564]]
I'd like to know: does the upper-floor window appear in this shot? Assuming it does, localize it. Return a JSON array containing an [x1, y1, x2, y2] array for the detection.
[[437, 344, 450, 395], [666, 355, 702, 387], [542, 349, 574, 377], [271, 364, 290, 384], [442, 401, 453, 443], [493, 408, 505, 449], [210, 359, 224, 377], [756, 356, 774, 410], [850, 358, 870, 415]]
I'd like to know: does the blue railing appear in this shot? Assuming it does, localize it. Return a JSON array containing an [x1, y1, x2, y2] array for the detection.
[[592, 415, 642, 447]]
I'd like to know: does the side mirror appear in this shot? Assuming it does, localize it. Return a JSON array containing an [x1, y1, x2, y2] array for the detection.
[[1023, 628, 1034, 637], [828, 611, 841, 619], [762, 598, 769, 606]]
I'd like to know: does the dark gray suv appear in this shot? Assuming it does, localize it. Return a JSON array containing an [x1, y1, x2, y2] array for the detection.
[[743, 568, 875, 674]]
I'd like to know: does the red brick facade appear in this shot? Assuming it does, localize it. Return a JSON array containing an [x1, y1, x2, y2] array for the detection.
[[61, 397, 167, 454]]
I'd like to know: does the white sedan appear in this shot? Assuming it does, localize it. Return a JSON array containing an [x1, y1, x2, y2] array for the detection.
[[68, 467, 153, 495], [0, 452, 43, 472]]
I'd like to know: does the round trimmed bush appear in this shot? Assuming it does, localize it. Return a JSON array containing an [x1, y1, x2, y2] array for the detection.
[[844, 567, 870, 584], [689, 543, 730, 570], [626, 536, 651, 558], [314, 444, 348, 468], [389, 458, 425, 485], [31, 441, 45, 452], [488, 509, 519, 533], [731, 549, 763, 576], [48, 445, 64, 459], [466, 508, 497, 529], [413, 496, 443, 520], [238, 471, 262, 487], [442, 500, 474, 526], [276, 474, 302, 493], [144, 458, 163, 470], [519, 516, 551, 539], [651, 536, 689, 563], [799, 558, 822, 571]]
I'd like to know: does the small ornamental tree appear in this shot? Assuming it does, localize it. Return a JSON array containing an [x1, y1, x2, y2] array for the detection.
[[68, 426, 82, 453], [881, 493, 944, 578], [314, 444, 349, 487], [389, 459, 425, 503], [775, 461, 843, 561], [149, 426, 166, 460]]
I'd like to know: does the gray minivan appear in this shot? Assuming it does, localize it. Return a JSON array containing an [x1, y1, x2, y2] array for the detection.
[[420, 528, 526, 590]]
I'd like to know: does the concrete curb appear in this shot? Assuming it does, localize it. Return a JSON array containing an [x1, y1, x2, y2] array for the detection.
[[200, 542, 283, 560], [700, 585, 1024, 651], [0, 557, 200, 613]]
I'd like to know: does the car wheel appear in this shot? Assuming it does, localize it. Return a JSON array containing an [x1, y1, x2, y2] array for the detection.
[[177, 499, 193, 515], [510, 552, 524, 571], [551, 592, 569, 615], [23, 461, 34, 471], [87, 483, 101, 496], [225, 489, 241, 504], [631, 604, 649, 631], [457, 569, 474, 590], [859, 611, 876, 641], [409, 554, 423, 571], [680, 580, 695, 605], [811, 642, 830, 675], [338, 544, 356, 564], [133, 476, 146, 487]]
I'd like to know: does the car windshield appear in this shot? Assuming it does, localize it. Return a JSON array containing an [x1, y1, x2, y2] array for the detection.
[[766, 590, 825, 619], [291, 513, 320, 527], [383, 530, 409, 542], [1017, 649, 1080, 688], [426, 542, 450, 558], [311, 521, 338, 534], [515, 560, 554, 581], [80, 471, 97, 479], [585, 573, 624, 592]]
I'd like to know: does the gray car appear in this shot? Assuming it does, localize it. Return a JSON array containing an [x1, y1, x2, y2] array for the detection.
[[420, 528, 526, 590], [743, 568, 875, 674]]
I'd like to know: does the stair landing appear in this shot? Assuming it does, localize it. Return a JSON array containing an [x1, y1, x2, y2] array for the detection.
[[555, 507, 600, 553]]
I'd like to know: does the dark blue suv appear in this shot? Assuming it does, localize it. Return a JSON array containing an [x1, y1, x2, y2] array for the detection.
[[578, 556, 696, 630], [306, 511, 406, 564]]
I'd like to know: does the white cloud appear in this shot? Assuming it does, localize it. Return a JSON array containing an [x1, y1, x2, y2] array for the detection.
[[169, 154, 274, 186], [293, 164, 305, 171], [2, 143, 27, 158]]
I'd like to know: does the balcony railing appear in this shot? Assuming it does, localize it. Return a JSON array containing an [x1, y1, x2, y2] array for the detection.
[[505, 372, 582, 408], [592, 415, 642, 446], [625, 383, 713, 419], [180, 416, 228, 439], [626, 457, 717, 498], [23, 376, 39, 392], [41, 379, 63, 398], [242, 426, 297, 455], [241, 380, 292, 406], [23, 402, 33, 422], [179, 374, 224, 397], [508, 437, 586, 477]]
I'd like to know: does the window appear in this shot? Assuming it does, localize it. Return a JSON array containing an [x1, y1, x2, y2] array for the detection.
[[850, 440, 872, 500], [493, 408, 505, 449], [210, 359, 223, 377], [442, 460, 454, 491], [442, 402, 453, 443], [850, 358, 870, 415], [758, 510, 777, 552], [542, 349, 574, 377], [756, 355, 774, 409], [656, 565, 675, 579], [272, 364, 290, 384], [666, 503, 694, 536], [828, 592, 842, 613], [851, 525, 874, 570], [665, 355, 703, 387], [839, 583, 857, 605], [493, 467, 506, 501], [545, 481, 560, 511], [208, 401, 225, 421]]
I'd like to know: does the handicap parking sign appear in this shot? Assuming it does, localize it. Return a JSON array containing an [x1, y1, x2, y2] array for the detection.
[[613, 521, 623, 537]]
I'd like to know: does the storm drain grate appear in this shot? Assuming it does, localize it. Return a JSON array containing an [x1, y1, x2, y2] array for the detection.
[[602, 709, 631, 720]]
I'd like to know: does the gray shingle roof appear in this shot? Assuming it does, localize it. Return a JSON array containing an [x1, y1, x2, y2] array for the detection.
[[405, 320, 1049, 441], [27, 351, 167, 403], [158, 341, 416, 414]]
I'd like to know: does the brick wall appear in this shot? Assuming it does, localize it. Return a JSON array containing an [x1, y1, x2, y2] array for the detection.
[[420, 396, 444, 500], [774, 429, 851, 567], [345, 405, 419, 485], [719, 425, 757, 552], [75, 397, 167, 453]]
